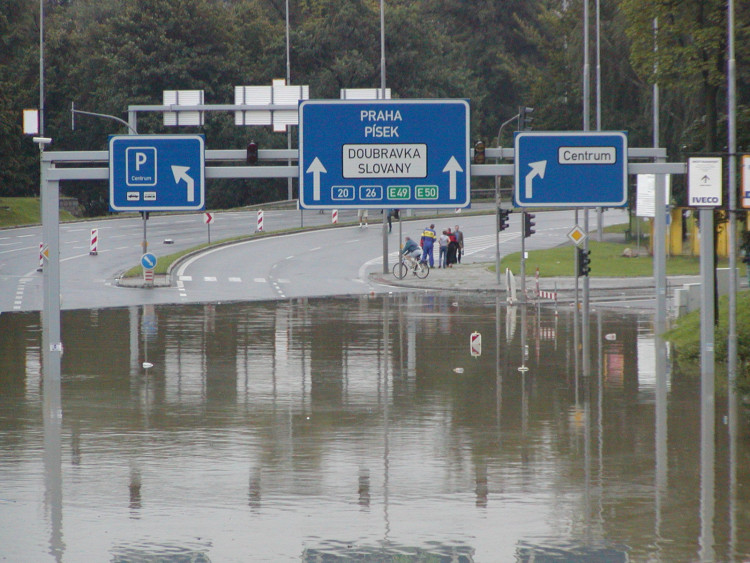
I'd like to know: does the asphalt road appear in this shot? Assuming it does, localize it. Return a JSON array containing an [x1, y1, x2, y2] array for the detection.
[[0, 207, 628, 312]]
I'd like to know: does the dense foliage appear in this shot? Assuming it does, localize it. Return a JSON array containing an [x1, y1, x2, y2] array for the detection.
[[1, 0, 749, 212]]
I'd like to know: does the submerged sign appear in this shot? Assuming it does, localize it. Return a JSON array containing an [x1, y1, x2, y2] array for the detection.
[[299, 100, 470, 209]]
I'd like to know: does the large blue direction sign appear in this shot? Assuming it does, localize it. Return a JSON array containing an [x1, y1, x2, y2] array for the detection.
[[109, 135, 205, 212], [514, 131, 628, 207], [299, 100, 470, 209]]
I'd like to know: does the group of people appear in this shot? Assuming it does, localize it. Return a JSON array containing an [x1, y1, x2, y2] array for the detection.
[[401, 223, 464, 268]]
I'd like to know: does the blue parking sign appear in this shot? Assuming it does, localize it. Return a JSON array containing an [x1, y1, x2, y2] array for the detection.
[[109, 135, 205, 212]]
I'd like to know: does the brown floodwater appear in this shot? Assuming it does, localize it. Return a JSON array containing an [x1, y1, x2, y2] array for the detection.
[[1, 293, 748, 562]]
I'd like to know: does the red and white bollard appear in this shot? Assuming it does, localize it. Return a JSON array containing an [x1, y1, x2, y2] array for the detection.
[[256, 210, 264, 232], [38, 243, 44, 271], [332, 209, 338, 224], [89, 228, 99, 255]]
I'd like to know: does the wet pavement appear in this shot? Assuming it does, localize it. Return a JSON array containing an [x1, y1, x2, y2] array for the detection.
[[371, 261, 703, 310]]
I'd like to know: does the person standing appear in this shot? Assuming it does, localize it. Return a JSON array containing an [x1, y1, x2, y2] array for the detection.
[[454, 224, 464, 264], [447, 228, 459, 267], [420, 224, 437, 267], [438, 229, 449, 268], [358, 209, 369, 228], [387, 209, 399, 233]]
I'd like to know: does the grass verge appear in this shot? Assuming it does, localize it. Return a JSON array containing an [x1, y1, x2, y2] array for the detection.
[[0, 197, 76, 227], [499, 240, 726, 277]]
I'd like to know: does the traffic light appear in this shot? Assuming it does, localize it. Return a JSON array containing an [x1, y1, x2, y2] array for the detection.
[[577, 247, 591, 277], [518, 106, 534, 131], [246, 140, 259, 164], [498, 208, 510, 231], [473, 140, 486, 164], [523, 212, 536, 238]]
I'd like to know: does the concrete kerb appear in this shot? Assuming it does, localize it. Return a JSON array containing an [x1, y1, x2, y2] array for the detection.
[[113, 208, 492, 289], [371, 264, 703, 305]]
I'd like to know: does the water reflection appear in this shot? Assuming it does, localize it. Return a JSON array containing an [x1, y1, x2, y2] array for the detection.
[[0, 294, 748, 561]]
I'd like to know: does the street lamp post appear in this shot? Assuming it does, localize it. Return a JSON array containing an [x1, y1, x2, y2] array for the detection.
[[286, 0, 293, 201], [380, 0, 388, 274], [494, 111, 521, 284]]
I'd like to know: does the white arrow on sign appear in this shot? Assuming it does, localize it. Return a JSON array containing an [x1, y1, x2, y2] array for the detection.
[[306, 157, 327, 201], [525, 160, 547, 199], [442, 156, 463, 200], [171, 165, 195, 202]]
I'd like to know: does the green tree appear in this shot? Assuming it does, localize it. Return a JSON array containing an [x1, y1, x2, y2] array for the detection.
[[0, 0, 42, 196], [621, 0, 731, 153]]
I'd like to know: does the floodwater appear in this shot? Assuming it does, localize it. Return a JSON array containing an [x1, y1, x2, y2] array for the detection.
[[1, 293, 748, 562]]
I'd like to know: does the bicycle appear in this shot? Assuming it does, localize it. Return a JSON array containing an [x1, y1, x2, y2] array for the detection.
[[393, 255, 430, 279]]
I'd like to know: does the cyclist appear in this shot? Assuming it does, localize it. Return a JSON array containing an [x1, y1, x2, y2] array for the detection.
[[401, 237, 422, 263]]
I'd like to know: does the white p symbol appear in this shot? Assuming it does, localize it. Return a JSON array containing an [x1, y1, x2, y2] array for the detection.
[[135, 152, 148, 170]]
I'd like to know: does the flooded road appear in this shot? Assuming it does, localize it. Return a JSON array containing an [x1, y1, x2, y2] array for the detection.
[[1, 294, 748, 561]]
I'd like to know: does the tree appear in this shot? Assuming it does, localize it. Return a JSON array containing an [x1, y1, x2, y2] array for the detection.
[[0, 0, 43, 196], [620, 0, 731, 153]]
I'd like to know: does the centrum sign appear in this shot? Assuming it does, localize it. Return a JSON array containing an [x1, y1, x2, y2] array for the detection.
[[299, 99, 470, 209], [514, 131, 628, 207]]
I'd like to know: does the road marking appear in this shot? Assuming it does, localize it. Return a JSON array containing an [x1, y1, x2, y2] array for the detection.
[[179, 275, 192, 281], [204, 276, 217, 282], [228, 277, 241, 283], [254, 278, 267, 283]]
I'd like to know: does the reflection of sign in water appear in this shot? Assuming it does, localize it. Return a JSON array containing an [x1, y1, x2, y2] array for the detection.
[[516, 541, 628, 562], [141, 304, 158, 339]]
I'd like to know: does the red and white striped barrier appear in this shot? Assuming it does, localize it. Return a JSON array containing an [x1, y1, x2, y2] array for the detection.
[[470, 331, 482, 357], [256, 210, 264, 232], [534, 267, 558, 313], [143, 268, 154, 286], [332, 209, 338, 224], [90, 228, 98, 255]]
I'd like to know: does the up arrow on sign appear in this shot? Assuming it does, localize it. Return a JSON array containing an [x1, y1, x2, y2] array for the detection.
[[442, 156, 463, 200], [306, 157, 327, 201]]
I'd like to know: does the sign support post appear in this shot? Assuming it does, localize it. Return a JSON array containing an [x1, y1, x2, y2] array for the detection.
[[688, 156, 722, 475]]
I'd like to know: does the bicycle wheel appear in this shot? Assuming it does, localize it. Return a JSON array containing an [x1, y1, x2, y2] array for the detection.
[[414, 261, 430, 279], [393, 261, 408, 279]]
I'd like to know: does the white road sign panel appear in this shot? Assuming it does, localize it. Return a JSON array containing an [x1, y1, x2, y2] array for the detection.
[[688, 157, 722, 207]]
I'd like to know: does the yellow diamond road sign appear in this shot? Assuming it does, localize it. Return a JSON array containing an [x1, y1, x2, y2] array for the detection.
[[567, 226, 587, 246]]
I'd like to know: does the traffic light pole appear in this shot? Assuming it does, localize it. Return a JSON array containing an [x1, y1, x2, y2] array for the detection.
[[520, 211, 527, 304], [582, 210, 591, 377]]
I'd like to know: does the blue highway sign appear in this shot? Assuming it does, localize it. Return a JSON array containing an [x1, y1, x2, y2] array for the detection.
[[514, 131, 628, 207], [141, 253, 157, 269], [109, 135, 205, 212], [299, 99, 470, 209]]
